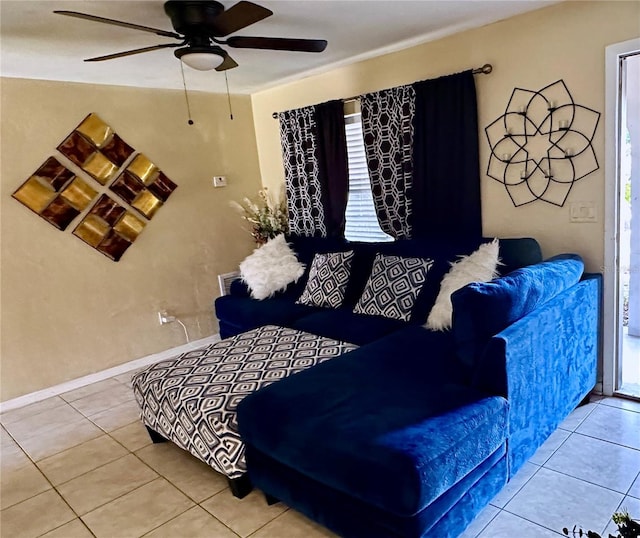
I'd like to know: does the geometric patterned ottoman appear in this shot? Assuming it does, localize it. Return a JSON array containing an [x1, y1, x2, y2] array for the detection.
[[132, 325, 357, 497]]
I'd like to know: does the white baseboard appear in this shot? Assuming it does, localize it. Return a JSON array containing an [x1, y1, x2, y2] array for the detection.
[[0, 333, 221, 414]]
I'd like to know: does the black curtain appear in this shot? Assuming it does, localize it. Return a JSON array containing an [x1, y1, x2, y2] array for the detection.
[[315, 100, 349, 237], [411, 70, 482, 240]]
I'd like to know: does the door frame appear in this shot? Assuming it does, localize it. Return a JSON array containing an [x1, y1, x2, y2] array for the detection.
[[603, 38, 640, 396]]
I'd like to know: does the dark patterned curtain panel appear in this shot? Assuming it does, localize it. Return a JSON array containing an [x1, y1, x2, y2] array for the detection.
[[315, 101, 349, 237], [360, 85, 416, 239], [411, 70, 482, 240], [279, 106, 327, 237], [279, 102, 349, 238]]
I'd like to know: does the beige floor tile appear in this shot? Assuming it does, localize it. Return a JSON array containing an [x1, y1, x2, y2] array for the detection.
[[1, 436, 32, 470], [17, 418, 103, 461], [250, 509, 338, 538], [0, 489, 75, 538], [60, 379, 123, 403], [57, 453, 157, 515], [135, 442, 228, 502], [0, 397, 67, 426], [40, 518, 94, 538], [144, 505, 238, 538], [3, 404, 86, 443], [37, 434, 128, 486], [202, 488, 287, 537], [1, 425, 13, 446], [82, 477, 193, 538], [88, 399, 141, 432], [69, 383, 136, 417], [110, 421, 152, 452], [0, 462, 52, 509]]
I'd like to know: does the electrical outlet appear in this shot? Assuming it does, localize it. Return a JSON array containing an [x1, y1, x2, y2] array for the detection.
[[158, 310, 176, 325], [212, 176, 227, 188]]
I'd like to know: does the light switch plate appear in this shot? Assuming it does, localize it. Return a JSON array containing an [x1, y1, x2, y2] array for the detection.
[[570, 201, 597, 222]]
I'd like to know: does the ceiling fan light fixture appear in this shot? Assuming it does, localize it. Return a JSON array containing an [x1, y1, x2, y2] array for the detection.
[[175, 46, 225, 71]]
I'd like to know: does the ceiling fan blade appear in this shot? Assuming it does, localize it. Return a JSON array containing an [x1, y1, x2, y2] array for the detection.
[[226, 36, 327, 53], [84, 43, 182, 62], [54, 10, 182, 39], [216, 53, 239, 72], [210, 1, 273, 37]]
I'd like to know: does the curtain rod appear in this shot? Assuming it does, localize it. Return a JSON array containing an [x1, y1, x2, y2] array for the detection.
[[271, 63, 493, 119]]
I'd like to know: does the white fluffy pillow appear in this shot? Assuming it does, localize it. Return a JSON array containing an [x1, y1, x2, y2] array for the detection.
[[425, 239, 501, 331], [239, 235, 305, 300]]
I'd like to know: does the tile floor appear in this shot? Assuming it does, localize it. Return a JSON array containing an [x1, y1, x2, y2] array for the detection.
[[1, 370, 639, 538]]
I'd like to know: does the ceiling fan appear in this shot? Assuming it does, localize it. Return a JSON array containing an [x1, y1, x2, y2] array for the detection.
[[54, 0, 328, 72]]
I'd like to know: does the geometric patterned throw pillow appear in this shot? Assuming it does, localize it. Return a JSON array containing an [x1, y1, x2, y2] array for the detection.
[[353, 253, 433, 321], [296, 250, 355, 308]]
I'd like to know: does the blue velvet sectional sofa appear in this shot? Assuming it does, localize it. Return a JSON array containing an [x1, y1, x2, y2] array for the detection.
[[214, 236, 601, 538]]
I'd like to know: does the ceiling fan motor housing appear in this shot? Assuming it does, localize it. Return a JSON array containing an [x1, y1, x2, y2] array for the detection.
[[164, 1, 225, 37]]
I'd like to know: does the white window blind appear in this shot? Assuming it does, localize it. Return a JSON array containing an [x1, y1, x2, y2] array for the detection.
[[344, 113, 393, 243]]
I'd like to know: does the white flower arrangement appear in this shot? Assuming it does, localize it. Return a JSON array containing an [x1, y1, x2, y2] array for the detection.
[[231, 187, 289, 245]]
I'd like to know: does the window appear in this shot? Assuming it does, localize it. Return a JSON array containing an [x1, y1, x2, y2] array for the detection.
[[344, 113, 393, 242]]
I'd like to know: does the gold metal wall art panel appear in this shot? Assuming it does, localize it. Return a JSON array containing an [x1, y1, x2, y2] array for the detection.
[[127, 154, 158, 184], [91, 194, 126, 226], [12, 157, 86, 231], [113, 212, 146, 242], [75, 196, 144, 261], [82, 151, 118, 184], [109, 171, 144, 205], [101, 134, 134, 167], [97, 231, 132, 261], [33, 157, 75, 191], [57, 131, 95, 167], [147, 172, 178, 202], [132, 190, 162, 219], [76, 113, 113, 148], [41, 197, 80, 230], [60, 178, 98, 211], [73, 214, 110, 248], [12, 177, 56, 214]]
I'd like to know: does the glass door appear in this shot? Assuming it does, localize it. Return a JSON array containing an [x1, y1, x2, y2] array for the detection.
[[618, 52, 640, 397], [605, 39, 640, 399]]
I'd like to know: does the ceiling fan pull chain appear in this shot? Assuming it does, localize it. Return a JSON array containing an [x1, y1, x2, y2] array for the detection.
[[225, 71, 234, 121], [180, 61, 194, 125]]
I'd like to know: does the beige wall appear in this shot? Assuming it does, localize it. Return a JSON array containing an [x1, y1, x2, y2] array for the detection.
[[1, 78, 262, 400], [252, 1, 640, 273]]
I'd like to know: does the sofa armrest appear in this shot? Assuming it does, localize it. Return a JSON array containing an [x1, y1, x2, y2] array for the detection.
[[472, 274, 601, 476], [229, 278, 251, 297]]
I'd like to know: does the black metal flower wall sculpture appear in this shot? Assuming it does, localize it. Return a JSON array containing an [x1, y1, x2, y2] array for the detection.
[[485, 80, 600, 207]]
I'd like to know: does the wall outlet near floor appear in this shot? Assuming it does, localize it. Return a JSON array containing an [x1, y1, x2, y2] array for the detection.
[[158, 310, 176, 325], [570, 201, 597, 223], [212, 176, 227, 188]]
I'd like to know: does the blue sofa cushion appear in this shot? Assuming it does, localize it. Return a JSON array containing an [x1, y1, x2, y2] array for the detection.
[[290, 308, 407, 345], [237, 326, 508, 517], [214, 295, 319, 336], [451, 254, 585, 368]]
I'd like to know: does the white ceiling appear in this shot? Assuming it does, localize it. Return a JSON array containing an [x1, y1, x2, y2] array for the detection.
[[0, 0, 558, 95]]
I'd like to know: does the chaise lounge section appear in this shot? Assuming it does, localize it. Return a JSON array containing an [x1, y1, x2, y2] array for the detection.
[[234, 252, 600, 537]]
